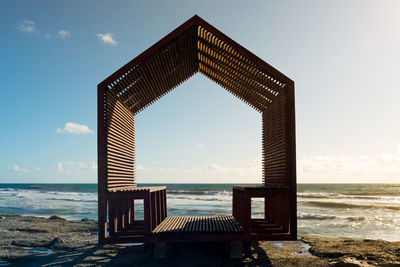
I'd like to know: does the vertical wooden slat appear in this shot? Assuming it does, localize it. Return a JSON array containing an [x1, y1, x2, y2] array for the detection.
[[144, 191, 151, 235], [127, 199, 132, 224], [264, 196, 268, 221], [164, 189, 167, 218], [232, 188, 236, 219], [157, 190, 162, 224], [287, 81, 297, 240], [108, 199, 115, 236], [243, 191, 251, 235], [116, 200, 122, 232], [97, 85, 107, 244], [150, 192, 156, 230], [162, 190, 166, 220], [131, 199, 135, 223]]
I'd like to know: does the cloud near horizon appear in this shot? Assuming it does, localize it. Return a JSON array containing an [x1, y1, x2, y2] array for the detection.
[[135, 144, 400, 183], [54, 161, 96, 175], [13, 164, 28, 172], [136, 159, 262, 183], [96, 33, 117, 46], [56, 122, 93, 135], [298, 144, 400, 183]]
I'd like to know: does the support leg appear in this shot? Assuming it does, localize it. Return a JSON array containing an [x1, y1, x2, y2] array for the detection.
[[229, 241, 243, 259]]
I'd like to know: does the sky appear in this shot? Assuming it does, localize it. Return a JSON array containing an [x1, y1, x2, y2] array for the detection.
[[0, 0, 399, 184]]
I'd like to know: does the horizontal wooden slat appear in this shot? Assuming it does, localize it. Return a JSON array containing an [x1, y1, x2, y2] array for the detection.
[[152, 215, 243, 234]]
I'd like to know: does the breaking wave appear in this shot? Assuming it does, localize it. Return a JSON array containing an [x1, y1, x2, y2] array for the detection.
[[298, 213, 337, 220], [302, 201, 400, 211]]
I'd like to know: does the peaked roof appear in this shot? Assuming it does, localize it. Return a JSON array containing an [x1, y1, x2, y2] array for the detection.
[[99, 15, 293, 114]]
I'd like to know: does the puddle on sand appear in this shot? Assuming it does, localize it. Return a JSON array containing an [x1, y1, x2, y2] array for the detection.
[[26, 249, 55, 255], [270, 241, 312, 256], [125, 243, 145, 246]]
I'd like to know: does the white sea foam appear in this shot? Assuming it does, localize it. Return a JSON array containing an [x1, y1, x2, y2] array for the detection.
[[167, 191, 231, 202], [0, 187, 97, 220]]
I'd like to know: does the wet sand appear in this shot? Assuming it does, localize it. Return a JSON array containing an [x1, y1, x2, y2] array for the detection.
[[0, 215, 399, 266]]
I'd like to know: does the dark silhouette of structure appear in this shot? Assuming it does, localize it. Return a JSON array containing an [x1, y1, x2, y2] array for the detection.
[[97, 15, 296, 246]]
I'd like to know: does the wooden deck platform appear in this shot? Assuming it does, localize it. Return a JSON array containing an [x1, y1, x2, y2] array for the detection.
[[151, 215, 244, 242], [152, 215, 243, 234], [104, 215, 292, 244]]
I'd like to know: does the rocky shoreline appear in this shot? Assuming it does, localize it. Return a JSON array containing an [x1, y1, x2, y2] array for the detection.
[[0, 215, 399, 266]]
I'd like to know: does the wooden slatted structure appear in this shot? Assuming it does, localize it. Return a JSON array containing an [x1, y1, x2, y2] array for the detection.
[[98, 15, 296, 245], [153, 215, 242, 234]]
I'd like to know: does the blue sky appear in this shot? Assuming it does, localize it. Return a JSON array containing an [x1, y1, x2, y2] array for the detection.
[[0, 0, 399, 183]]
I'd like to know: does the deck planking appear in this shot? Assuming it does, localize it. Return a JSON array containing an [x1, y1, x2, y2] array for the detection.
[[152, 215, 242, 234]]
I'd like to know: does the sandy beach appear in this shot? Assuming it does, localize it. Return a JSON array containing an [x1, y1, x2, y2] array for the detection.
[[0, 215, 399, 266]]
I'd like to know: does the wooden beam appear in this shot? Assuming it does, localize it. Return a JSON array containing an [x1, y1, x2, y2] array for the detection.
[[97, 84, 107, 244]]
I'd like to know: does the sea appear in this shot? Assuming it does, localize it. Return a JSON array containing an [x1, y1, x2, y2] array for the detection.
[[0, 183, 399, 241]]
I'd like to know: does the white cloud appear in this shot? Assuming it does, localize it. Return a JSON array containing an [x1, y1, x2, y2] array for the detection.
[[56, 30, 70, 39], [35, 168, 41, 171], [137, 163, 149, 172], [207, 163, 230, 173], [91, 162, 97, 171], [53, 161, 97, 175], [298, 144, 400, 183], [56, 122, 93, 135], [16, 19, 36, 33], [196, 144, 204, 148], [16, 21, 71, 40], [96, 33, 117, 46], [13, 164, 27, 172], [24, 20, 34, 25], [57, 162, 64, 173]]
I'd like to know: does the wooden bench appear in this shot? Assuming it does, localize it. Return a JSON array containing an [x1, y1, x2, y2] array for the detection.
[[233, 185, 291, 239], [104, 186, 167, 243]]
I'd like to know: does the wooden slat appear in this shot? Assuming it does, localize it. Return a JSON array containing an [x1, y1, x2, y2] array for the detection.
[[152, 215, 242, 235]]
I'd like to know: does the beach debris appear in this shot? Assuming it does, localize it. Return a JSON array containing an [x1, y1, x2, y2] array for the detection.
[[48, 237, 64, 249]]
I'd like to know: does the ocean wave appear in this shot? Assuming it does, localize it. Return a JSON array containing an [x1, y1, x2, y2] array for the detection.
[[298, 192, 339, 198], [168, 190, 205, 195], [45, 198, 97, 203], [168, 190, 231, 196], [167, 190, 231, 202], [347, 216, 366, 222], [341, 191, 400, 196], [29, 185, 44, 189], [298, 213, 337, 220], [298, 192, 387, 200], [0, 188, 15, 192], [167, 194, 231, 202], [302, 201, 400, 211], [298, 213, 367, 222]]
